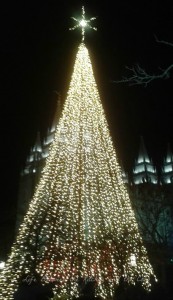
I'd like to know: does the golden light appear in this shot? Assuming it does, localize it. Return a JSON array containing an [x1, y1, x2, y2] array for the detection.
[[0, 42, 156, 300], [130, 254, 137, 267], [0, 262, 5, 270]]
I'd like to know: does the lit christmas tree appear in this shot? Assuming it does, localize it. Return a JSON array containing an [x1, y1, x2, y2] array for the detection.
[[0, 7, 156, 300]]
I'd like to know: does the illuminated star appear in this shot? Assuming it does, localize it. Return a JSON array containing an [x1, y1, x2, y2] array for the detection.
[[69, 6, 97, 41]]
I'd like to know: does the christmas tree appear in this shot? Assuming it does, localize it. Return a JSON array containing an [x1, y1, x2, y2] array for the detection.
[[0, 7, 155, 300]]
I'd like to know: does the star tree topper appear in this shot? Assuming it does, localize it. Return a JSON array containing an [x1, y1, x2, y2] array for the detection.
[[69, 6, 97, 41]]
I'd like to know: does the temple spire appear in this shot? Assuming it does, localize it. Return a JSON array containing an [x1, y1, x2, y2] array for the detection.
[[161, 143, 173, 184], [133, 136, 158, 184], [137, 136, 150, 163]]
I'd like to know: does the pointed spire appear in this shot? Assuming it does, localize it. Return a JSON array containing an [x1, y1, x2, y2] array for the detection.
[[49, 91, 61, 133], [162, 143, 173, 184], [137, 136, 150, 163], [26, 132, 43, 164], [120, 160, 129, 184], [133, 136, 158, 184], [21, 131, 44, 175], [32, 131, 43, 153], [165, 143, 173, 163], [43, 92, 61, 158]]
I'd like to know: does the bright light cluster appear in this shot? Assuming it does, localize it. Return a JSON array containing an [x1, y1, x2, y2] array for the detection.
[[0, 43, 156, 299], [69, 6, 97, 41]]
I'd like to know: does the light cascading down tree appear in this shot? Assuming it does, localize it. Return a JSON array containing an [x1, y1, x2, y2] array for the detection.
[[0, 42, 155, 299]]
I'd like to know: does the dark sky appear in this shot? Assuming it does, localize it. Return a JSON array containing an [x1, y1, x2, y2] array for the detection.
[[0, 1, 173, 224]]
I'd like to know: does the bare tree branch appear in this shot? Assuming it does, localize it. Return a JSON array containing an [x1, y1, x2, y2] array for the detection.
[[114, 64, 173, 87], [154, 35, 173, 47], [113, 36, 173, 86], [131, 189, 173, 246]]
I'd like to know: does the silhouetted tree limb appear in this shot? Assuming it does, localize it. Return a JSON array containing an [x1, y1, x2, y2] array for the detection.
[[154, 35, 173, 47], [114, 36, 173, 86], [130, 185, 173, 246]]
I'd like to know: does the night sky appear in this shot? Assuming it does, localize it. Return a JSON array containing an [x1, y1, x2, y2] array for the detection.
[[0, 1, 173, 233]]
